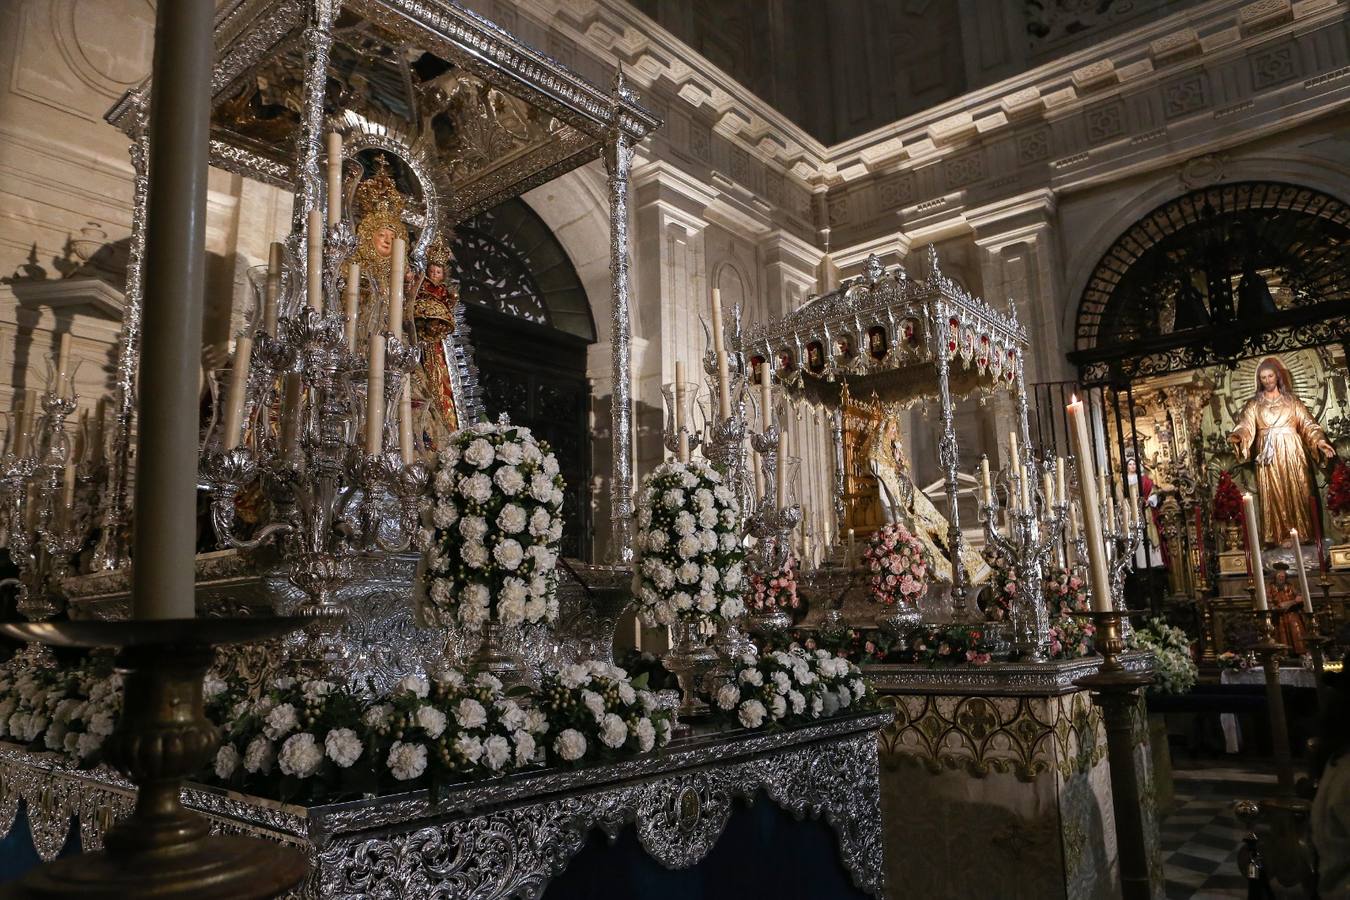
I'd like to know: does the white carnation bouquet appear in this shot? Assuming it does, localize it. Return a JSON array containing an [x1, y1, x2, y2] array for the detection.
[[421, 417, 565, 629], [632, 458, 746, 627], [369, 671, 547, 790], [0, 651, 122, 765], [712, 647, 873, 730], [208, 675, 377, 802], [535, 661, 675, 765]]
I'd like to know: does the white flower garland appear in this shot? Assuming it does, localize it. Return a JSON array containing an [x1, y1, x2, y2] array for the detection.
[[712, 647, 873, 730], [0, 652, 122, 765], [536, 661, 674, 764], [632, 458, 746, 627], [421, 417, 565, 628]]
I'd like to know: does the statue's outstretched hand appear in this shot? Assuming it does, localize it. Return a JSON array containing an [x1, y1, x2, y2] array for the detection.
[[1317, 440, 1336, 460]]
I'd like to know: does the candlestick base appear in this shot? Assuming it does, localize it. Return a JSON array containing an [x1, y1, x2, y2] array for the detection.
[[1246, 610, 1296, 796], [1072, 609, 1154, 900], [0, 617, 312, 900]]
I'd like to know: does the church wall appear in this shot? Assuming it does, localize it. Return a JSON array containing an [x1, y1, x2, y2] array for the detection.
[[1, 0, 1347, 561]]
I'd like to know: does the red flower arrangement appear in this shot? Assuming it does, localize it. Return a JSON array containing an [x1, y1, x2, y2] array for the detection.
[[1212, 470, 1244, 522], [746, 555, 800, 613], [1328, 460, 1350, 516], [863, 523, 932, 607]]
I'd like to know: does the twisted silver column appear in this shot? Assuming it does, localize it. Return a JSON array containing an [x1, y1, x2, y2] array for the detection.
[[93, 121, 149, 572], [289, 0, 338, 238], [604, 70, 637, 564], [932, 311, 972, 621]]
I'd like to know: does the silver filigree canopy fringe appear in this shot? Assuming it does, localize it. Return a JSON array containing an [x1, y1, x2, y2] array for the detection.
[[0, 710, 889, 899]]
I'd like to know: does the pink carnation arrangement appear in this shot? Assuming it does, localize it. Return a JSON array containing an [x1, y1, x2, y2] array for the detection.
[[747, 555, 800, 613], [1043, 565, 1095, 660], [863, 523, 932, 607], [981, 547, 1016, 621], [1042, 565, 1089, 616]]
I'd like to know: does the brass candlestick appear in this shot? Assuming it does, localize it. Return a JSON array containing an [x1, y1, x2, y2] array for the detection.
[[1073, 610, 1154, 900], [0, 617, 312, 899], [1247, 609, 1296, 796], [1304, 611, 1330, 710]]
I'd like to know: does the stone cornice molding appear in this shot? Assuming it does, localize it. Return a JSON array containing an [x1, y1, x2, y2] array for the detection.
[[827, 0, 1343, 174], [5, 277, 125, 321], [969, 190, 1059, 250], [758, 229, 824, 275], [632, 160, 717, 233]]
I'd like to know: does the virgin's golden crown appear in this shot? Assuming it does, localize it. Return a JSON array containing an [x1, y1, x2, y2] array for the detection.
[[354, 155, 405, 231]]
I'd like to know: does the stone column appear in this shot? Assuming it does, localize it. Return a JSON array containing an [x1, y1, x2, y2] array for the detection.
[[971, 190, 1069, 460]]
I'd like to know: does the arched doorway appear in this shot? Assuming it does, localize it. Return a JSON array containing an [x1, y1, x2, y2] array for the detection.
[[1069, 181, 1350, 385], [450, 198, 597, 561]]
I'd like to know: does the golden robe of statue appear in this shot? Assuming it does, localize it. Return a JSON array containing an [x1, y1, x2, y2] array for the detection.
[[864, 416, 990, 586], [409, 237, 460, 444], [1228, 357, 1336, 547]]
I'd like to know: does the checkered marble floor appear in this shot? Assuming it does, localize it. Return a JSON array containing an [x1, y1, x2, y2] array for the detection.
[[1161, 764, 1291, 899]]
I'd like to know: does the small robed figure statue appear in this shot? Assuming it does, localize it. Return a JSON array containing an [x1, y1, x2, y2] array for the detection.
[[1268, 563, 1307, 656], [409, 236, 460, 445], [1228, 356, 1336, 548]]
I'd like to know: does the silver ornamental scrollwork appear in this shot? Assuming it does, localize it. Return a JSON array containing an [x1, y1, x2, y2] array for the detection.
[[0, 712, 888, 898]]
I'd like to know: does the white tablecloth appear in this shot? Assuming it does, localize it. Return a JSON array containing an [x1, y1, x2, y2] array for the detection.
[[1219, 666, 1316, 753]]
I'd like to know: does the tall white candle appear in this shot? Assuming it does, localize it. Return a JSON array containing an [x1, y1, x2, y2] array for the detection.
[[1290, 528, 1313, 614], [1008, 430, 1021, 480], [1127, 474, 1141, 531], [306, 208, 323, 313], [710, 289, 730, 419], [326, 131, 343, 227], [1055, 458, 1067, 507], [366, 332, 386, 456], [15, 391, 35, 457], [263, 242, 282, 337], [61, 454, 77, 517], [847, 527, 856, 567], [343, 262, 360, 351], [389, 237, 406, 338], [753, 449, 765, 498], [673, 360, 688, 463], [979, 455, 993, 505], [221, 332, 253, 450], [55, 332, 72, 397], [1067, 397, 1112, 613], [776, 421, 788, 508], [760, 363, 773, 429], [279, 374, 303, 456], [1241, 493, 1268, 611], [399, 380, 414, 465]]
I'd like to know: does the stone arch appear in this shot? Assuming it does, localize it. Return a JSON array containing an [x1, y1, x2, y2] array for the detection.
[[1067, 179, 1350, 382], [1061, 153, 1350, 341]]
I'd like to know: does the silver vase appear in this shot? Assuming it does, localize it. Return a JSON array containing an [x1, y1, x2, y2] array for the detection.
[[662, 620, 719, 719], [470, 622, 529, 690], [879, 605, 921, 639]]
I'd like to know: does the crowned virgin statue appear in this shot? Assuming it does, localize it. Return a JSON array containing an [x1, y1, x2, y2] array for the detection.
[[864, 416, 990, 586], [352, 155, 410, 343], [1228, 356, 1336, 547], [409, 236, 460, 444]]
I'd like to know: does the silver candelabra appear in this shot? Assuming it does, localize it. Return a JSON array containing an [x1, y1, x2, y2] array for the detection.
[[0, 384, 93, 621], [976, 454, 1067, 661], [1070, 491, 1143, 639], [198, 227, 429, 671]]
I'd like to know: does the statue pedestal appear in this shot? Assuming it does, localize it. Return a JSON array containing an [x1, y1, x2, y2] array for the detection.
[[871, 656, 1163, 900]]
